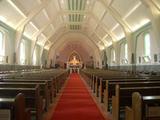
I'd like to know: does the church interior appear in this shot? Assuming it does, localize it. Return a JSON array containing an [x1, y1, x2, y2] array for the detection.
[[0, 0, 160, 120]]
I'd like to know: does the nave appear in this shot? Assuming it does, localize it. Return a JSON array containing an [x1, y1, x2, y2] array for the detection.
[[1, 0, 160, 120]]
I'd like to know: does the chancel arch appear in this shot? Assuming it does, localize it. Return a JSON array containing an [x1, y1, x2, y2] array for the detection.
[[48, 32, 102, 69], [68, 51, 82, 64]]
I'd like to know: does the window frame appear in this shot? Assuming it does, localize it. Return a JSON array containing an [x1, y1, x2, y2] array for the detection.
[[0, 30, 5, 63], [120, 42, 128, 64], [144, 32, 151, 58], [33, 47, 37, 65], [111, 48, 116, 64], [19, 40, 26, 65]]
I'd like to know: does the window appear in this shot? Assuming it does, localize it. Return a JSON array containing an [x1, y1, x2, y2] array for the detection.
[[124, 43, 128, 59], [33, 48, 37, 65], [111, 48, 116, 64], [20, 40, 25, 64], [0, 31, 5, 62], [144, 33, 151, 57], [136, 32, 152, 64], [120, 43, 128, 64]]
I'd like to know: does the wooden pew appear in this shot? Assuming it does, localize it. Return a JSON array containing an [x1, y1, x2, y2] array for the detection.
[[125, 92, 160, 120], [0, 93, 30, 120], [112, 86, 160, 120], [96, 77, 143, 101], [0, 82, 49, 110], [0, 85, 42, 120], [1, 70, 68, 98], [93, 76, 141, 96], [100, 80, 160, 111], [91, 73, 160, 102], [0, 79, 55, 103]]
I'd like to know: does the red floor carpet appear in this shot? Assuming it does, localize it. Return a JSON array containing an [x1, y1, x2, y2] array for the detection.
[[51, 73, 107, 120]]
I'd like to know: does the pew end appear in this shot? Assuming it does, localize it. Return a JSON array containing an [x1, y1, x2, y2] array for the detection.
[[125, 106, 133, 120], [132, 92, 142, 120], [112, 96, 119, 120]]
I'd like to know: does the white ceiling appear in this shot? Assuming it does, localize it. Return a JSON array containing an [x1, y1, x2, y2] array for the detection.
[[0, 0, 155, 50]]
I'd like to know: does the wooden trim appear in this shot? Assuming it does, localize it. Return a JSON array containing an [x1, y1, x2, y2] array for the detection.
[[125, 106, 133, 120], [132, 92, 142, 120], [99, 78, 103, 102], [15, 93, 31, 120], [105, 80, 109, 111]]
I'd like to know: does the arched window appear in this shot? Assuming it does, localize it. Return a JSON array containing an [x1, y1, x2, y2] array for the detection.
[[120, 43, 128, 64], [20, 40, 25, 64], [124, 43, 128, 60], [144, 33, 151, 57], [111, 48, 116, 64], [136, 32, 152, 64], [33, 48, 37, 65], [0, 31, 5, 62]]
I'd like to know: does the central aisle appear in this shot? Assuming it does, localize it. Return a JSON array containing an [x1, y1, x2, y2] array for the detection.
[[51, 73, 107, 120]]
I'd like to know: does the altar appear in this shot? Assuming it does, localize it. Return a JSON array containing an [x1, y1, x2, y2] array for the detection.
[[67, 55, 82, 74]]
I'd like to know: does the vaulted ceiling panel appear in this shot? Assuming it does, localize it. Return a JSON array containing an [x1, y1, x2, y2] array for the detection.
[[85, 0, 92, 11], [98, 41, 104, 46], [104, 35, 113, 47], [0, 0, 25, 28], [59, 0, 67, 10], [88, 18, 97, 32], [43, 25, 54, 36], [102, 13, 117, 31], [125, 4, 150, 32], [54, 16, 63, 29], [111, 0, 140, 17], [24, 22, 39, 39], [92, 34, 100, 43], [95, 26, 106, 39], [112, 25, 125, 40], [32, 10, 49, 29], [37, 33, 46, 46], [92, 1, 105, 20], [15, 0, 40, 15], [45, 0, 59, 20]]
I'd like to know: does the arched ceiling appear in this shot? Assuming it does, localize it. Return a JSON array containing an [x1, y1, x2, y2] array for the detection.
[[0, 0, 159, 50], [56, 41, 92, 63], [48, 32, 101, 62]]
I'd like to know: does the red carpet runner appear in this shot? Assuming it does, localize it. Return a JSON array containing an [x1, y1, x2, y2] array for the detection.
[[51, 73, 106, 120]]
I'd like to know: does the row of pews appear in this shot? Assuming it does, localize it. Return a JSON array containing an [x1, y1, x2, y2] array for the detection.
[[0, 69, 68, 120], [82, 69, 160, 120]]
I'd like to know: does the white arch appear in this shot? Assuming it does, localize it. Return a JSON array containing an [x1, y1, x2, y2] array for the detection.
[[47, 32, 102, 68]]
